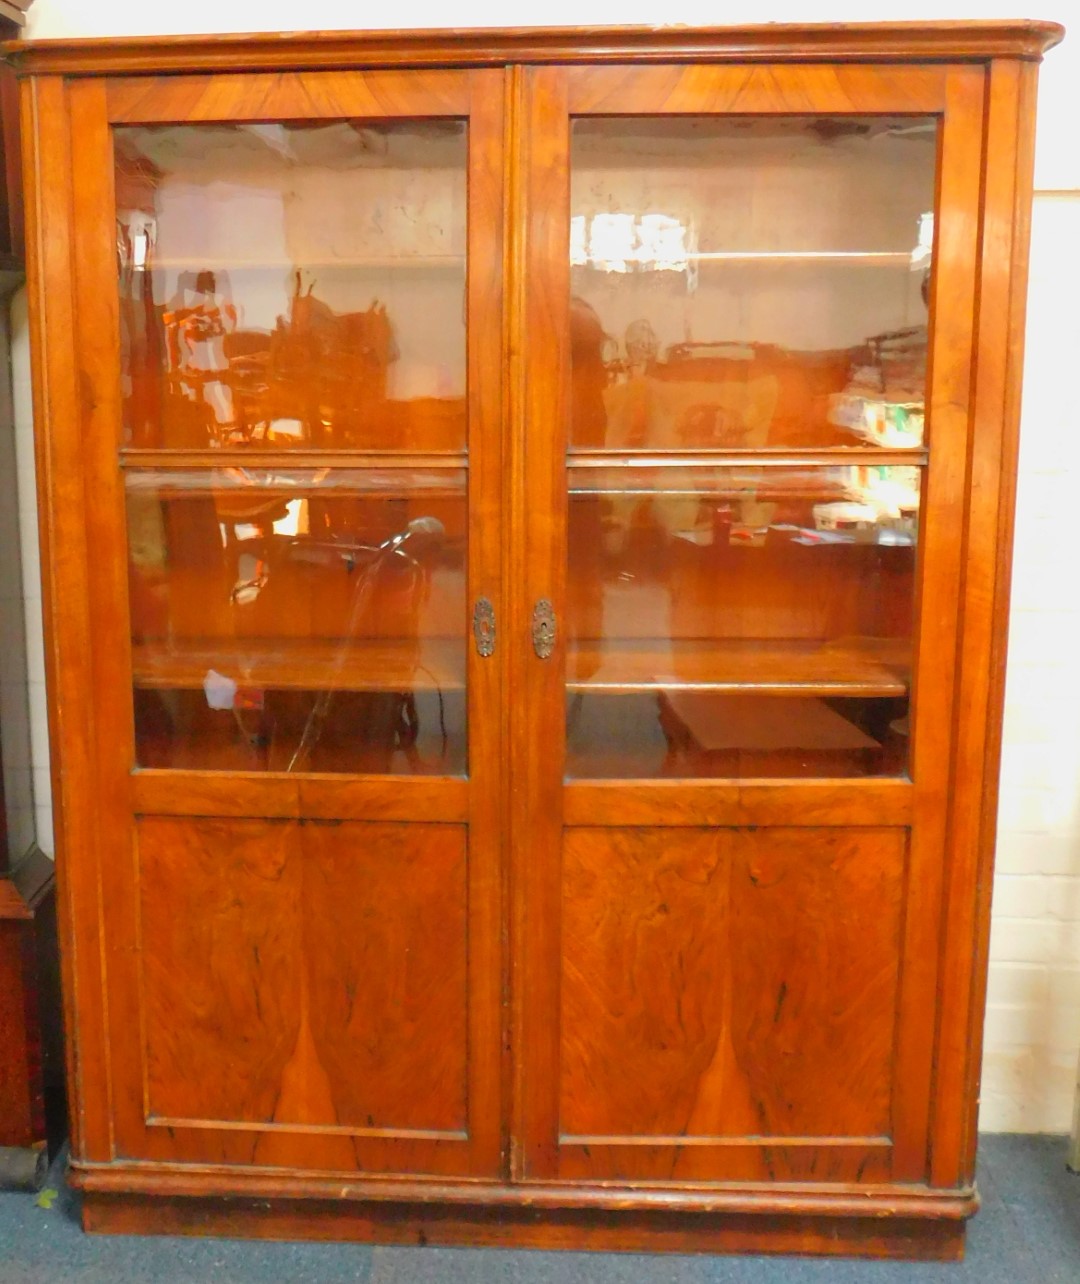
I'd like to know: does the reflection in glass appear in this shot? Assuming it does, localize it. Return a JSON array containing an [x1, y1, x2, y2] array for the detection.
[[570, 117, 936, 450], [115, 122, 467, 451], [565, 464, 918, 779], [567, 693, 907, 779], [127, 469, 466, 773]]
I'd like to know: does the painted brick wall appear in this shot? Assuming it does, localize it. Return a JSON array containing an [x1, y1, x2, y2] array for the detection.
[[8, 290, 52, 856], [984, 193, 1080, 1132]]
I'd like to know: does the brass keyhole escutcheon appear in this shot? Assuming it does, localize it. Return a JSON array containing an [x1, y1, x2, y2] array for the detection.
[[473, 597, 496, 657], [532, 598, 556, 660]]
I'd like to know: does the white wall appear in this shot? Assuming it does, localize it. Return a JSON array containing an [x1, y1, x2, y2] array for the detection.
[[13, 0, 1079, 1133], [0, 304, 36, 861], [9, 289, 52, 854]]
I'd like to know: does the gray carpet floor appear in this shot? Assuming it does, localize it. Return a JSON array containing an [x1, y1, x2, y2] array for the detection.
[[0, 1135, 1076, 1282]]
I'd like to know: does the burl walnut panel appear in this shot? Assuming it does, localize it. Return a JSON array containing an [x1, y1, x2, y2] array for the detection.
[[560, 826, 905, 1144], [136, 816, 467, 1136]]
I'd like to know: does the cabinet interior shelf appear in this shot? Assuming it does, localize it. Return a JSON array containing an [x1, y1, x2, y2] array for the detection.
[[132, 638, 466, 692], [574, 249, 921, 266], [128, 255, 466, 272], [568, 636, 909, 697], [132, 635, 909, 699], [567, 448, 928, 468], [122, 446, 924, 473], [133, 251, 916, 274], [121, 449, 469, 472]]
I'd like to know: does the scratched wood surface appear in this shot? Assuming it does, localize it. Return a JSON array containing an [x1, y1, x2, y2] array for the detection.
[[75, 1184, 969, 1259]]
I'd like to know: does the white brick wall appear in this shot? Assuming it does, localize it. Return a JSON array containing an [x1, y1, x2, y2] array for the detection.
[[14, 0, 1080, 1132], [987, 190, 1080, 1133], [9, 289, 53, 855], [0, 307, 36, 861]]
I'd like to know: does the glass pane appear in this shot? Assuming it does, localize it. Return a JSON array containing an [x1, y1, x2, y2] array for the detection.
[[570, 117, 936, 450], [115, 122, 467, 451], [127, 468, 466, 773], [566, 463, 918, 778]]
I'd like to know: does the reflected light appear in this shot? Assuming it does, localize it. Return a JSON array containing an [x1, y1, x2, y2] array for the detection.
[[911, 211, 934, 270], [571, 212, 691, 273], [272, 498, 307, 538]]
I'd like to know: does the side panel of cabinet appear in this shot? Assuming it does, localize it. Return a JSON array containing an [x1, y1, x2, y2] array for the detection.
[[928, 57, 1043, 1189], [41, 70, 508, 1179], [22, 73, 113, 1164]]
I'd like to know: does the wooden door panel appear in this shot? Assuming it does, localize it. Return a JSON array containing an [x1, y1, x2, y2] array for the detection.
[[515, 59, 986, 1188], [138, 816, 304, 1126], [559, 826, 905, 1175], [55, 66, 507, 1177], [562, 826, 727, 1140], [137, 816, 467, 1142], [724, 827, 903, 1138], [303, 820, 467, 1133], [555, 1139, 893, 1185]]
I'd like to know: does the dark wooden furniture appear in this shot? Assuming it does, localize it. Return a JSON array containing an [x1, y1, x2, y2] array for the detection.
[[0, 0, 28, 266], [9, 21, 1063, 1259], [0, 847, 62, 1160]]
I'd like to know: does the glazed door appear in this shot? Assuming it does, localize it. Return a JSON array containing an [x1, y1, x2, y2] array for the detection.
[[514, 63, 986, 1185], [68, 70, 505, 1176]]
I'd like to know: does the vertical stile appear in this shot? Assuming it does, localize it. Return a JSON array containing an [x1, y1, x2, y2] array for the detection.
[[889, 64, 987, 1183]]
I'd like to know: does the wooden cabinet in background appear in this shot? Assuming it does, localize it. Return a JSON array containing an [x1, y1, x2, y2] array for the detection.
[[9, 20, 1063, 1260]]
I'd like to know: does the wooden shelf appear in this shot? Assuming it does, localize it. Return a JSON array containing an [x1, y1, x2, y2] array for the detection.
[[133, 636, 907, 697], [690, 250, 917, 263], [567, 636, 909, 697], [574, 250, 917, 268], [567, 462, 922, 504], [123, 473, 466, 502], [132, 637, 465, 692], [567, 448, 928, 467], [121, 449, 469, 472], [129, 256, 465, 272]]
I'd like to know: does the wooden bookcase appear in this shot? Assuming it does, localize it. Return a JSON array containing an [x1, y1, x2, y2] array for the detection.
[[8, 20, 1063, 1259]]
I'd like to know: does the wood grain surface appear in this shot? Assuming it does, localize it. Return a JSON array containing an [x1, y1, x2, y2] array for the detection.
[[51, 66, 507, 1180], [564, 64, 951, 115], [105, 70, 473, 124], [929, 57, 1042, 1191], [131, 638, 466, 692], [137, 817, 468, 1138], [567, 636, 909, 696], [564, 779, 913, 827], [558, 826, 904, 1180], [6, 21, 1064, 76], [77, 1186, 969, 1258], [21, 73, 113, 1163], [887, 65, 987, 1182]]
